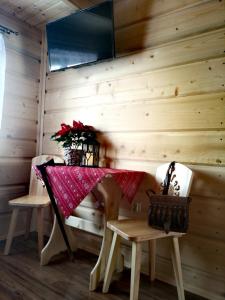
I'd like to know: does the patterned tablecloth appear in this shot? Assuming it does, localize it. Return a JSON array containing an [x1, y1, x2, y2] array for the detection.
[[40, 166, 145, 218]]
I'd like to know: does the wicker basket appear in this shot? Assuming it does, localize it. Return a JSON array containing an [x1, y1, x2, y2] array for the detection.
[[64, 148, 83, 166]]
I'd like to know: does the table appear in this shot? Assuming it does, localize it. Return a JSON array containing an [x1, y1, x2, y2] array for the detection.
[[38, 166, 145, 290]]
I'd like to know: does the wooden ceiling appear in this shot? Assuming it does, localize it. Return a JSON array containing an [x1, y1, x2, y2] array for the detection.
[[0, 0, 103, 30]]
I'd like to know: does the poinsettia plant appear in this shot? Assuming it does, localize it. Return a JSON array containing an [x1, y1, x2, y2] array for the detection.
[[51, 120, 95, 149]]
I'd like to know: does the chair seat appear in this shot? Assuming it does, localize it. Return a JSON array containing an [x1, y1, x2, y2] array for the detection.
[[107, 219, 185, 242], [9, 195, 50, 207]]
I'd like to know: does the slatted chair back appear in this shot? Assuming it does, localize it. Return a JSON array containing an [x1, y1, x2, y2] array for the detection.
[[29, 155, 63, 196], [155, 162, 193, 197]]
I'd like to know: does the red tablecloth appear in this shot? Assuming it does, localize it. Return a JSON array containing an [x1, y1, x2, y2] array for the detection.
[[41, 166, 145, 218]]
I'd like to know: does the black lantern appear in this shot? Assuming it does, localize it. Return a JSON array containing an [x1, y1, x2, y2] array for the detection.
[[81, 132, 100, 167]]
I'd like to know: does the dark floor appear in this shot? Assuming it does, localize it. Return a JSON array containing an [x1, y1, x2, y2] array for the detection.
[[0, 234, 206, 300]]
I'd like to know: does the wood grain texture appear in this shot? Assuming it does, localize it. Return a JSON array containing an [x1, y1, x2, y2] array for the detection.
[[44, 92, 225, 133], [40, 0, 225, 299], [0, 186, 27, 213], [75, 229, 225, 300], [6, 49, 40, 79], [46, 27, 225, 92], [113, 160, 225, 199], [0, 235, 208, 300], [43, 130, 225, 165], [107, 219, 184, 242], [114, 0, 202, 29], [0, 0, 77, 29], [45, 57, 225, 112], [0, 13, 41, 240], [115, 0, 225, 54], [104, 131, 225, 165], [0, 159, 31, 185]]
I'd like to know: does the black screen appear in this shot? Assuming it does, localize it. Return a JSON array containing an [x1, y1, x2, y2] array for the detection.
[[46, 0, 115, 71]]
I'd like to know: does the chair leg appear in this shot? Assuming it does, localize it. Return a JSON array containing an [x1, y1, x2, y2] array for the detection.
[[117, 251, 124, 273], [24, 208, 33, 240], [49, 205, 54, 226], [130, 242, 142, 300], [149, 239, 156, 281], [4, 207, 19, 255], [102, 232, 120, 293], [37, 207, 45, 257], [171, 237, 185, 300]]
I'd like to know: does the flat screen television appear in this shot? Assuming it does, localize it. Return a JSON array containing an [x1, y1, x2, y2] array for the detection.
[[46, 0, 115, 72]]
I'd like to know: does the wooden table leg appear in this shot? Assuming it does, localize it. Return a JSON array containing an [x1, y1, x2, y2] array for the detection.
[[89, 176, 122, 291], [40, 215, 77, 266], [40, 176, 122, 292]]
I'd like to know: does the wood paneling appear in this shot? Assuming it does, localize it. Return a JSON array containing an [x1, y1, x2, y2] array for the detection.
[[104, 131, 225, 165], [0, 118, 37, 141], [43, 130, 225, 165], [0, 12, 41, 238], [114, 0, 202, 29], [190, 196, 225, 240], [4, 97, 37, 121], [46, 27, 225, 92], [44, 92, 225, 132], [45, 57, 225, 113], [41, 0, 225, 299], [115, 0, 225, 54], [0, 139, 36, 158], [0, 159, 31, 185], [6, 49, 40, 79], [0, 0, 78, 29], [0, 186, 27, 213]]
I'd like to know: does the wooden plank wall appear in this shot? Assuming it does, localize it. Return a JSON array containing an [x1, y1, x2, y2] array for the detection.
[[0, 11, 41, 238], [41, 0, 225, 299], [0, 0, 77, 30]]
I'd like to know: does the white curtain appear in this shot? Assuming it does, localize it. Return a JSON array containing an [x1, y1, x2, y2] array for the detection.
[[0, 33, 6, 128]]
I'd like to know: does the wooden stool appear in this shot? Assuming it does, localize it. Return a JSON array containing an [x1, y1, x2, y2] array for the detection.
[[103, 219, 185, 300], [4, 155, 63, 257]]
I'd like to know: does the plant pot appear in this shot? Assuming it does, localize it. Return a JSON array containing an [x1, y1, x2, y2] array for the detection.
[[64, 148, 83, 166]]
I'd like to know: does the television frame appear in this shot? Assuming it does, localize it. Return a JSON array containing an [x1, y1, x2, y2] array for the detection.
[[46, 0, 115, 72]]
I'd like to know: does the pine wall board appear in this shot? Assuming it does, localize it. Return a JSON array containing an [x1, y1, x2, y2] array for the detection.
[[114, 0, 205, 29], [0, 186, 28, 213], [0, 118, 37, 141], [43, 92, 225, 133], [116, 0, 225, 54], [45, 27, 225, 92], [40, 0, 225, 299], [0, 11, 41, 239], [6, 49, 40, 79]]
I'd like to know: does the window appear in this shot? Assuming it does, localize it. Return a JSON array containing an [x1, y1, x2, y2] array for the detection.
[[0, 34, 6, 128]]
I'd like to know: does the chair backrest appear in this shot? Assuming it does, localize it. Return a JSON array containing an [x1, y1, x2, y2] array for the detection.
[[155, 162, 193, 197], [29, 155, 63, 196]]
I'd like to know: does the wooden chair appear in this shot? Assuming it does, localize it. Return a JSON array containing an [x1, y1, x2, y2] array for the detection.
[[103, 162, 193, 300], [4, 155, 63, 256]]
